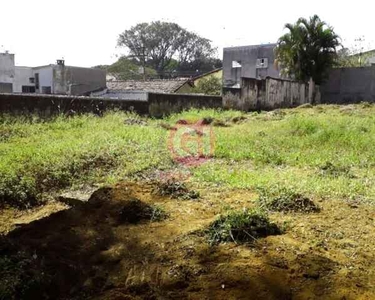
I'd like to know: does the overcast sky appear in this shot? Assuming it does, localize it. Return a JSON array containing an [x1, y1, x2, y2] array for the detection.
[[1, 0, 373, 67]]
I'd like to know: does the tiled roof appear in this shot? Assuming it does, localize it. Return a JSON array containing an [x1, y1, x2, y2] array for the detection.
[[107, 79, 187, 93]]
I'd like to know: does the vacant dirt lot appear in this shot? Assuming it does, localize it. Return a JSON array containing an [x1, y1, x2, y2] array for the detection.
[[2, 180, 375, 300], [2, 105, 375, 299]]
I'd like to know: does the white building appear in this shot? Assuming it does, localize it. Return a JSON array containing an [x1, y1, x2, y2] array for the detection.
[[0, 53, 106, 95], [0, 52, 15, 93]]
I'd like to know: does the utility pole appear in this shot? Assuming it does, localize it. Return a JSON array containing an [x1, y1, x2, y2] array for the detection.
[[128, 46, 148, 81]]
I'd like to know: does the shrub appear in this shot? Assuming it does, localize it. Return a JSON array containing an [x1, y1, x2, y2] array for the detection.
[[258, 187, 320, 213], [206, 209, 280, 245]]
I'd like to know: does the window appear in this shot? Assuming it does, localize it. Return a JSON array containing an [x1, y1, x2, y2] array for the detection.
[[232, 60, 242, 68], [22, 86, 36, 93], [34, 73, 39, 89], [42, 86, 51, 94], [256, 58, 268, 69], [29, 77, 35, 84]]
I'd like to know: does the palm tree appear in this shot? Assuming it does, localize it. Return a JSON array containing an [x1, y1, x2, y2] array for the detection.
[[275, 15, 340, 84]]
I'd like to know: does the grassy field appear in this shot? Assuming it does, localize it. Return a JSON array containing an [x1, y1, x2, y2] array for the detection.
[[2, 104, 375, 208], [3, 104, 375, 299]]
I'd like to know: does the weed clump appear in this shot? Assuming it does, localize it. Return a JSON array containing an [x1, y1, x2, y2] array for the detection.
[[119, 198, 168, 223], [231, 115, 247, 123], [153, 179, 199, 200], [207, 209, 280, 245], [319, 162, 353, 178], [124, 118, 148, 126], [258, 187, 320, 213]]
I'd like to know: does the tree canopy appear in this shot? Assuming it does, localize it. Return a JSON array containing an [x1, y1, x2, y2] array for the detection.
[[117, 21, 220, 76], [275, 15, 340, 84], [94, 57, 157, 80]]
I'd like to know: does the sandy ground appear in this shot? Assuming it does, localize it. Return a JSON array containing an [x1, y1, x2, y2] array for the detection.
[[1, 181, 375, 299]]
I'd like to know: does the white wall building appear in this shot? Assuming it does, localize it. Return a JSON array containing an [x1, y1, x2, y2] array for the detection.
[[0, 53, 106, 95], [0, 52, 15, 92]]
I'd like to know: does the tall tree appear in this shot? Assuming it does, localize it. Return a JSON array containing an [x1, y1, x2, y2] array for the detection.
[[275, 15, 340, 84], [117, 21, 218, 74]]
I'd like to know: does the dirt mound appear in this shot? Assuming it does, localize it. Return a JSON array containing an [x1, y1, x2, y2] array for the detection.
[[258, 187, 320, 213], [207, 209, 281, 244]]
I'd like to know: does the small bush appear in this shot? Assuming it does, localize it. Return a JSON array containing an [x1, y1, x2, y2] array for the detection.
[[206, 209, 280, 245], [149, 205, 169, 222], [258, 187, 320, 213], [153, 179, 199, 200]]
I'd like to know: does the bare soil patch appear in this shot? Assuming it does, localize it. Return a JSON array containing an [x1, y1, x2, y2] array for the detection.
[[1, 182, 375, 299]]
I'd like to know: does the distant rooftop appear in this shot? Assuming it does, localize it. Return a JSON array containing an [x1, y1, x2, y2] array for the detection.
[[224, 43, 277, 51], [107, 79, 187, 94]]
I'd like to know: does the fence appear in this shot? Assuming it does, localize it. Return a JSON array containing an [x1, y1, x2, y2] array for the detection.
[[223, 77, 320, 111], [320, 66, 375, 104], [0, 92, 222, 117]]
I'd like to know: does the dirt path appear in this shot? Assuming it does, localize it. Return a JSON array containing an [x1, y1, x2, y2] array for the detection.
[[1, 181, 375, 299]]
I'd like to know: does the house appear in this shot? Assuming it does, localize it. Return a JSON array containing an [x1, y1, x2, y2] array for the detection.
[[351, 49, 375, 66], [0, 52, 106, 95], [175, 68, 222, 93], [223, 44, 279, 90]]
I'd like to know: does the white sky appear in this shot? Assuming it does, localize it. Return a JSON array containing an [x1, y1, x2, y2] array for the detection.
[[0, 0, 373, 67]]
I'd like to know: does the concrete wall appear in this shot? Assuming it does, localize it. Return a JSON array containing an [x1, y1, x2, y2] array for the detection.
[[33, 66, 54, 93], [148, 93, 222, 117], [0, 53, 15, 92], [53, 66, 106, 95], [0, 92, 222, 117], [0, 93, 149, 117], [223, 44, 279, 88], [224, 77, 320, 110], [14, 67, 34, 93], [321, 66, 375, 103]]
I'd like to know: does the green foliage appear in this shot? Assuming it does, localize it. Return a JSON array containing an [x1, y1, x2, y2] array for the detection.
[[117, 21, 218, 74], [207, 209, 280, 245], [275, 15, 340, 84], [192, 76, 222, 95], [258, 186, 320, 213], [336, 48, 375, 68], [106, 57, 157, 80], [149, 205, 169, 222]]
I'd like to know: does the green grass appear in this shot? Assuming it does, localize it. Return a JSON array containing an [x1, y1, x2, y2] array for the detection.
[[2, 104, 375, 208], [0, 112, 171, 207]]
